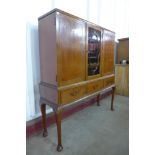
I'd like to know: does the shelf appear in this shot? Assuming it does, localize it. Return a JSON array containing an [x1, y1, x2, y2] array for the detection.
[[88, 56, 98, 59], [88, 50, 100, 52], [88, 40, 100, 43], [88, 63, 99, 67]]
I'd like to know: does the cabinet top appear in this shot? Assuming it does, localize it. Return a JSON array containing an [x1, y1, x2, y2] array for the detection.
[[38, 8, 115, 33]]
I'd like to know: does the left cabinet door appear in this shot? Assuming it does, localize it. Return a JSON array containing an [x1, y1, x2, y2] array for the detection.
[[56, 13, 86, 86]]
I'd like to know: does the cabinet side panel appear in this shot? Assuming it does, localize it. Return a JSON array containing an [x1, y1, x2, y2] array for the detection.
[[102, 30, 115, 75], [39, 13, 57, 85], [40, 85, 58, 104]]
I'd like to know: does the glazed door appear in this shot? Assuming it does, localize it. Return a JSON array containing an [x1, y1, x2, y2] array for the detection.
[[57, 13, 86, 86], [101, 29, 115, 75], [86, 24, 101, 79]]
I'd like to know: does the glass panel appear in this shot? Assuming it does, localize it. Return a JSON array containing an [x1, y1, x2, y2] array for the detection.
[[88, 27, 101, 76]]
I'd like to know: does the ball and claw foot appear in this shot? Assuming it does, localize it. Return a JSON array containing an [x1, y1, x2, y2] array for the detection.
[[43, 130, 48, 137], [57, 144, 63, 152]]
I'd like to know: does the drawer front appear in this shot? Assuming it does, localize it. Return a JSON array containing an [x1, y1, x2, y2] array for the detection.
[[87, 80, 103, 94], [104, 76, 115, 88], [60, 85, 86, 104]]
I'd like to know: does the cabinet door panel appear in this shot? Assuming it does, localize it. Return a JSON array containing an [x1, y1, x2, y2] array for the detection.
[[57, 13, 86, 86], [102, 30, 115, 75], [86, 24, 102, 79]]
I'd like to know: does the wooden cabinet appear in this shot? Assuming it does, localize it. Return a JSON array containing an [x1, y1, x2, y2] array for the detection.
[[38, 9, 116, 152], [115, 64, 129, 96], [117, 38, 129, 64]]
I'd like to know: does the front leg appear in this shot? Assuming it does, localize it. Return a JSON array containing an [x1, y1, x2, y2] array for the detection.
[[97, 94, 100, 106], [55, 110, 63, 152], [111, 86, 115, 111]]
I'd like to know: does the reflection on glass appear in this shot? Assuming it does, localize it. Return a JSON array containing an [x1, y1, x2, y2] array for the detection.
[[88, 27, 101, 76]]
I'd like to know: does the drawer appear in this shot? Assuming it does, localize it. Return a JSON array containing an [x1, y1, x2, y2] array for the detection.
[[87, 80, 103, 94], [104, 76, 115, 88], [60, 85, 86, 104]]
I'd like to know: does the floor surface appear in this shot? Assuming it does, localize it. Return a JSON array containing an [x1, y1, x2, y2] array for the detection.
[[26, 95, 129, 155]]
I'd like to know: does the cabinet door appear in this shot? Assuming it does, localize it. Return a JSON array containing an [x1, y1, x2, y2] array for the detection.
[[86, 24, 102, 79], [57, 13, 86, 86], [102, 29, 115, 75]]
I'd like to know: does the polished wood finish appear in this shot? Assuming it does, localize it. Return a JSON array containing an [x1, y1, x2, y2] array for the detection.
[[38, 9, 116, 152], [115, 64, 129, 96], [104, 76, 115, 88], [60, 84, 86, 104], [87, 80, 102, 94], [57, 13, 86, 86], [102, 29, 115, 75], [117, 38, 129, 64]]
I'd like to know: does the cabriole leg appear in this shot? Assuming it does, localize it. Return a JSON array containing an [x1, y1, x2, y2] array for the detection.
[[41, 104, 48, 137], [97, 94, 100, 106], [111, 86, 115, 111], [55, 110, 63, 152]]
